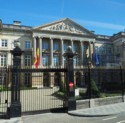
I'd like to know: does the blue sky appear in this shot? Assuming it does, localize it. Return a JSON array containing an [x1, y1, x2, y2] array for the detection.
[[0, 0, 125, 36]]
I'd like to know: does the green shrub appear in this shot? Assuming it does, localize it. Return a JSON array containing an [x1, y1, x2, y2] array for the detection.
[[86, 79, 100, 98]]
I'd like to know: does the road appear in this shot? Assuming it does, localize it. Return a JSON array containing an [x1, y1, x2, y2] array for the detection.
[[22, 112, 125, 123]]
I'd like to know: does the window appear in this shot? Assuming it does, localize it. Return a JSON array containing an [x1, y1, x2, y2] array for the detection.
[[107, 47, 112, 54], [24, 55, 31, 66], [53, 56, 59, 66], [1, 39, 8, 47], [14, 40, 17, 47], [116, 46, 120, 53], [0, 55, 7, 66], [42, 41, 49, 50], [101, 47, 106, 54], [73, 45, 78, 52], [74, 56, 78, 66], [53, 42, 59, 51], [64, 42, 69, 51], [42, 55, 49, 66], [0, 73, 6, 85], [25, 41, 30, 49], [24, 73, 31, 87]]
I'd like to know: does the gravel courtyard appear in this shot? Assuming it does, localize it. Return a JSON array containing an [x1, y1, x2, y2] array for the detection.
[[0, 87, 64, 114]]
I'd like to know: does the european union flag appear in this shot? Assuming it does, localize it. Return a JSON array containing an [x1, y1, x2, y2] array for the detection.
[[94, 47, 99, 66]]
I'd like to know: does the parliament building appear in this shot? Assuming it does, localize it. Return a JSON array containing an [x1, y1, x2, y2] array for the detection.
[[0, 18, 125, 87]]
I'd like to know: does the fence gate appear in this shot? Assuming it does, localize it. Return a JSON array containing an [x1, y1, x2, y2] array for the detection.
[[19, 68, 68, 115], [0, 67, 10, 119], [0, 45, 76, 118]]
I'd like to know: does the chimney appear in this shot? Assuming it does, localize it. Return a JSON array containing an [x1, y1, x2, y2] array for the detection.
[[13, 20, 21, 26]]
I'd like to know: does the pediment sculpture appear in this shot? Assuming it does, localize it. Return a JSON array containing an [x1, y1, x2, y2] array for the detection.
[[42, 22, 87, 35]]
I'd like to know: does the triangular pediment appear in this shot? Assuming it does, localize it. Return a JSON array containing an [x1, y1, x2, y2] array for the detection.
[[34, 18, 95, 36]]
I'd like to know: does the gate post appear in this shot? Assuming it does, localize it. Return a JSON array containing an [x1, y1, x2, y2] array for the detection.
[[63, 46, 76, 111], [10, 44, 23, 118]]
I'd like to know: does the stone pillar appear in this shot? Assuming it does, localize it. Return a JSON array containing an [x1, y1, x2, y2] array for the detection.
[[83, 41, 89, 65], [71, 40, 73, 49], [40, 37, 42, 67], [10, 45, 23, 118], [50, 73, 54, 87], [88, 42, 92, 60], [50, 38, 53, 67], [80, 41, 83, 66], [63, 46, 76, 111], [33, 37, 36, 58], [61, 39, 64, 67]]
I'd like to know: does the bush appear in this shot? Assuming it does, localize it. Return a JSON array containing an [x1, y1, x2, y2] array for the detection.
[[86, 79, 100, 98]]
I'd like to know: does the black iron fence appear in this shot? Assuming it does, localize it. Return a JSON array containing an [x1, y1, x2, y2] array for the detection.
[[1, 45, 125, 119], [19, 67, 67, 114], [75, 67, 125, 101], [0, 67, 10, 119], [0, 45, 76, 119]]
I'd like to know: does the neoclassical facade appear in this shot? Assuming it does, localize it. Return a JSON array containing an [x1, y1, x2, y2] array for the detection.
[[0, 18, 125, 87]]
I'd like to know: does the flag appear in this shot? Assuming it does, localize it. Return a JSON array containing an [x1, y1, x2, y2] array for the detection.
[[34, 48, 40, 68], [94, 47, 99, 66]]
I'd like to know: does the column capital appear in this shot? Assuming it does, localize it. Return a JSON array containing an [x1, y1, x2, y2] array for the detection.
[[50, 37, 54, 40], [33, 36, 40, 39], [39, 36, 43, 39], [60, 38, 64, 41], [33, 36, 37, 39]]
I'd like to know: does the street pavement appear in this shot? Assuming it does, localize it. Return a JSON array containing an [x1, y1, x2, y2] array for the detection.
[[1, 102, 125, 123], [69, 102, 125, 117]]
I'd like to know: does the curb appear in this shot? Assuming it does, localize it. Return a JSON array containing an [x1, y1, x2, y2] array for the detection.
[[68, 103, 125, 117], [68, 111, 122, 117]]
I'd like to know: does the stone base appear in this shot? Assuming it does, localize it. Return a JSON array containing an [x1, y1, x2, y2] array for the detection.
[[10, 102, 21, 118], [68, 98, 76, 111]]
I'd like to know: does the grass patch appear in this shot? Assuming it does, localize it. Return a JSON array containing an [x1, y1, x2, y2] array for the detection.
[[52, 91, 66, 99]]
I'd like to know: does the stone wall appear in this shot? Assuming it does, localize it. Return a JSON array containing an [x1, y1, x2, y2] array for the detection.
[[76, 96, 124, 110]]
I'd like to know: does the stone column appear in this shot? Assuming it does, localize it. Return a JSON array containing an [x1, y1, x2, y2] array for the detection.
[[50, 38, 53, 67], [80, 41, 83, 66], [89, 41, 95, 63], [50, 73, 54, 87], [88, 42, 91, 60], [39, 37, 42, 67], [61, 39, 64, 67], [71, 40, 73, 49], [83, 41, 89, 65], [33, 37, 36, 58]]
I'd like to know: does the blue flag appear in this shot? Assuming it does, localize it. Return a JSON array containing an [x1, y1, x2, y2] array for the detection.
[[94, 47, 99, 66]]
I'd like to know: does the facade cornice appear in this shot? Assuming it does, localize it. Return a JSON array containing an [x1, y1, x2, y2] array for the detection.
[[1, 27, 32, 36], [110, 32, 125, 41], [32, 29, 96, 39]]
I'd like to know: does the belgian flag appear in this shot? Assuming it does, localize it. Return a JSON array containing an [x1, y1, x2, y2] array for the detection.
[[34, 48, 40, 68]]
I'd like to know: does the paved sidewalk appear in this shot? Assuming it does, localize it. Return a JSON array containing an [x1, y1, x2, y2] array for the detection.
[[68, 102, 125, 117], [0, 117, 22, 123], [1, 102, 125, 123]]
